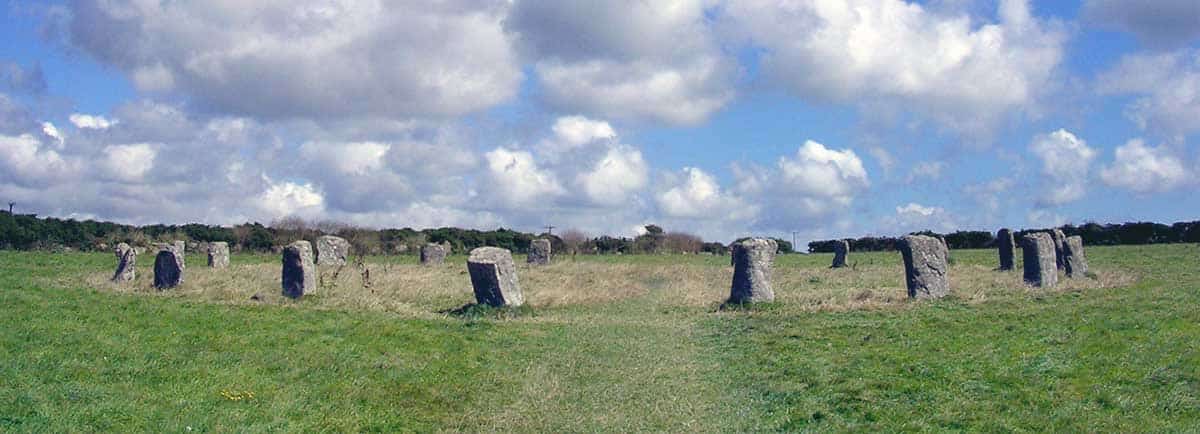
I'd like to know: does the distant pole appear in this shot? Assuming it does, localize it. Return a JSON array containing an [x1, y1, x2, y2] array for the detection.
[[6, 202, 12, 214], [545, 225, 556, 236]]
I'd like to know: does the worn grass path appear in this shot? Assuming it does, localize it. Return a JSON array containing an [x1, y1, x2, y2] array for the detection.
[[2, 245, 1199, 431]]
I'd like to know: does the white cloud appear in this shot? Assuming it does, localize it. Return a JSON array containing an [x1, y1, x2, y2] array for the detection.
[[69, 113, 116, 129], [67, 0, 521, 119], [0, 133, 69, 185], [776, 140, 870, 202], [101, 143, 156, 182], [483, 147, 565, 207], [963, 176, 1014, 212], [657, 167, 746, 218], [1028, 129, 1096, 205], [552, 115, 616, 147], [41, 122, 63, 147], [725, 0, 1066, 135], [884, 202, 958, 233], [1083, 0, 1200, 48], [906, 160, 946, 183], [1100, 139, 1190, 193], [300, 141, 390, 175], [577, 145, 648, 206], [255, 178, 325, 220], [1098, 49, 1200, 139], [897, 202, 940, 217]]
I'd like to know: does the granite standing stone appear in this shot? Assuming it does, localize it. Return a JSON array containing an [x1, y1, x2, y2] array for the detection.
[[315, 235, 352, 266], [114, 242, 131, 260], [207, 241, 230, 268], [1050, 229, 1066, 270], [528, 239, 551, 265], [900, 235, 950, 299], [1063, 235, 1089, 278], [831, 240, 849, 268], [112, 246, 136, 282], [153, 245, 184, 289], [997, 228, 1016, 271], [281, 241, 315, 299], [728, 238, 777, 303], [467, 247, 524, 307], [174, 240, 186, 268], [420, 243, 446, 265], [1022, 233, 1057, 288]]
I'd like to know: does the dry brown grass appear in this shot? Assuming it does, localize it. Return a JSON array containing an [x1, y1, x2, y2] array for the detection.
[[84, 251, 1134, 321]]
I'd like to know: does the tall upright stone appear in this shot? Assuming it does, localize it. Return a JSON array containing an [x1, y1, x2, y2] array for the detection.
[[315, 235, 351, 266], [153, 245, 184, 289], [1063, 235, 1089, 278], [281, 241, 315, 299], [1022, 233, 1057, 288], [114, 242, 131, 260], [997, 228, 1016, 271], [111, 245, 136, 282], [174, 240, 186, 268], [900, 235, 950, 299], [830, 240, 849, 268], [527, 239, 551, 265], [420, 243, 446, 265], [467, 247, 524, 307], [207, 241, 230, 268], [1050, 229, 1066, 270], [728, 238, 777, 304]]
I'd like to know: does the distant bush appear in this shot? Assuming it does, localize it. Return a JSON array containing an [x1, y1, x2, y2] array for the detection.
[[807, 221, 1200, 253]]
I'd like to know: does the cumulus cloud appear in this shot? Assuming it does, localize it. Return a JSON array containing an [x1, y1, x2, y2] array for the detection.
[[255, 178, 326, 220], [100, 143, 156, 182], [578, 145, 649, 206], [906, 160, 946, 183], [1083, 0, 1200, 48], [1100, 139, 1190, 193], [884, 202, 958, 233], [1028, 129, 1096, 205], [41, 122, 64, 147], [772, 140, 870, 210], [69, 113, 116, 129], [0, 61, 46, 95], [724, 0, 1065, 135], [540, 115, 617, 155], [1098, 49, 1200, 139], [509, 0, 735, 124], [0, 133, 70, 185], [963, 176, 1014, 213], [300, 141, 389, 175], [66, 0, 521, 119], [657, 167, 747, 218], [483, 147, 565, 207]]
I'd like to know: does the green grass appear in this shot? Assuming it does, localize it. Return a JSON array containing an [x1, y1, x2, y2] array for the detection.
[[1, 244, 1198, 431]]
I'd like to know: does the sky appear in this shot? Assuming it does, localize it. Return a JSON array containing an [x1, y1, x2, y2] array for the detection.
[[0, 0, 1197, 245]]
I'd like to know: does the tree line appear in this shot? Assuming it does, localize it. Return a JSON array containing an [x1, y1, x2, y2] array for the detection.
[[808, 221, 1200, 253]]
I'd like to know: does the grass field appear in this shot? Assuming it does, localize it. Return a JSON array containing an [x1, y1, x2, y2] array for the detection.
[[1, 244, 1198, 431]]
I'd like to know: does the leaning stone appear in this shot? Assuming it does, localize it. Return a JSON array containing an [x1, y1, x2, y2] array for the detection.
[[1050, 229, 1066, 270], [997, 228, 1016, 271], [111, 246, 136, 282], [728, 238, 777, 303], [281, 241, 315, 299], [830, 240, 849, 268], [1022, 233, 1057, 288], [527, 239, 551, 265], [207, 241, 230, 268], [900, 235, 949, 299], [315, 235, 351, 266], [420, 243, 446, 265], [153, 245, 184, 289], [1063, 236, 1089, 278], [114, 242, 131, 260], [467, 247, 523, 307]]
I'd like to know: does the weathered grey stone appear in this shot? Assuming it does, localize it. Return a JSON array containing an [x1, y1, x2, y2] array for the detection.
[[527, 239, 551, 265], [440, 241, 453, 255], [831, 240, 849, 268], [315, 235, 351, 266], [174, 240, 186, 268], [281, 241, 315, 299], [1050, 229, 1066, 270], [467, 247, 523, 307], [114, 242, 131, 260], [1022, 233, 1057, 288], [153, 245, 184, 289], [207, 241, 230, 268], [997, 228, 1016, 271], [729, 238, 777, 303], [900, 235, 950, 299], [111, 245, 136, 282], [134, 246, 146, 255], [1063, 235, 1089, 278], [420, 243, 446, 265]]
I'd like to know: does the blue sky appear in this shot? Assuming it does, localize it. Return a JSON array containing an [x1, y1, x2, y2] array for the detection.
[[0, 0, 1197, 245]]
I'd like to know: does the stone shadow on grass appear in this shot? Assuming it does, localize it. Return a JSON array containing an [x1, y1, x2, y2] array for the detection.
[[440, 303, 533, 320]]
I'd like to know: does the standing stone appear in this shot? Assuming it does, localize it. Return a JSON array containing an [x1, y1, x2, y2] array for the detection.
[[315, 235, 352, 266], [114, 242, 131, 260], [1063, 235, 1089, 278], [153, 245, 184, 289], [830, 240, 849, 268], [1050, 229, 1066, 270], [728, 238, 777, 304], [899, 235, 950, 299], [440, 241, 453, 255], [207, 241, 230, 269], [111, 246, 136, 282], [527, 239, 551, 265], [173, 240, 186, 268], [467, 247, 524, 307], [997, 228, 1016, 271], [281, 241, 315, 299], [1022, 233, 1057, 288], [420, 243, 446, 265]]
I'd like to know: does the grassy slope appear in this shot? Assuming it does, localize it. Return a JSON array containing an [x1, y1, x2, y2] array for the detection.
[[1, 245, 1197, 431]]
